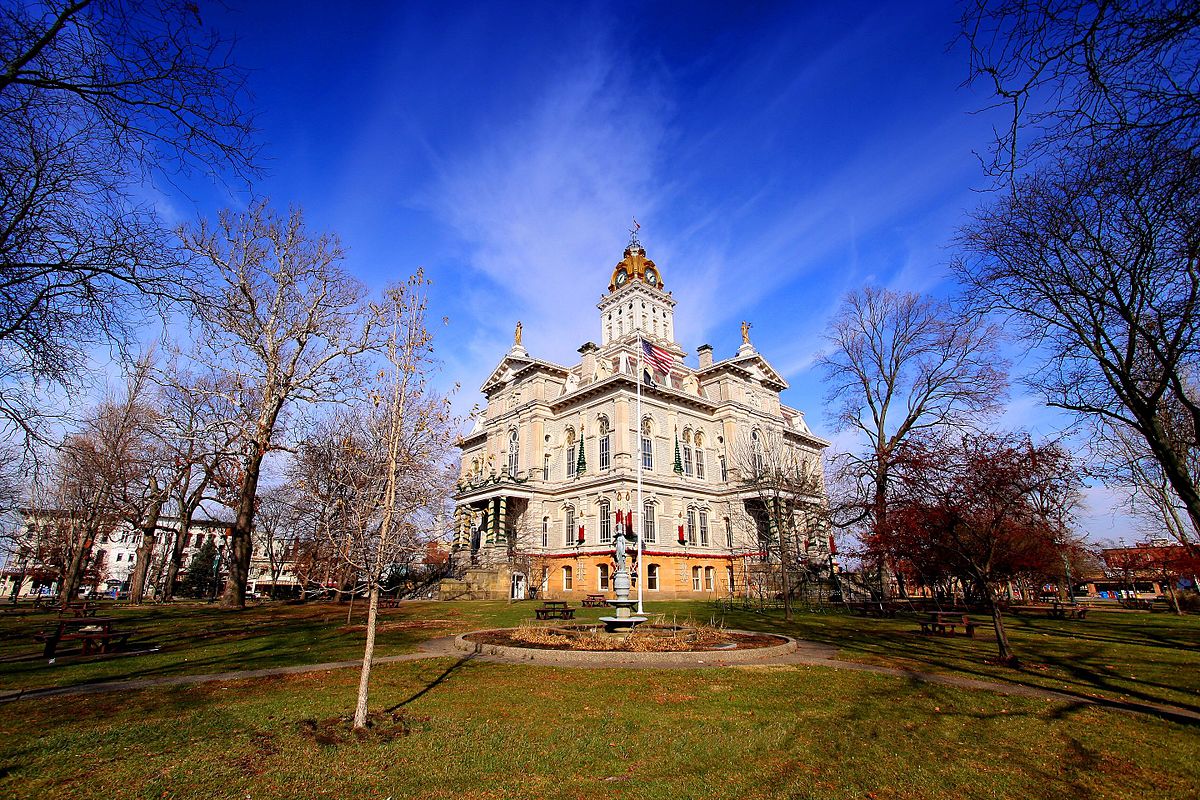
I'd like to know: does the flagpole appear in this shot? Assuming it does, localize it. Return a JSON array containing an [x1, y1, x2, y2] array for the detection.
[[636, 336, 644, 615]]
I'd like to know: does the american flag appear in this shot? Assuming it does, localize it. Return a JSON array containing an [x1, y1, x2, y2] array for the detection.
[[642, 339, 675, 374]]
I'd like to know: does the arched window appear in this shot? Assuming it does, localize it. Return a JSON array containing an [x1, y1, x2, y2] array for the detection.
[[694, 432, 706, 480], [564, 506, 575, 547], [599, 500, 611, 543], [719, 454, 728, 482], [682, 429, 693, 477], [641, 418, 654, 470], [699, 510, 709, 546], [647, 563, 660, 591], [686, 508, 697, 545], [704, 566, 715, 591], [725, 517, 733, 548], [751, 430, 765, 474], [643, 501, 656, 543], [565, 428, 577, 478], [691, 566, 701, 591], [598, 416, 611, 471], [507, 428, 519, 474], [541, 517, 549, 548], [543, 453, 551, 479], [597, 563, 610, 592], [562, 566, 573, 591]]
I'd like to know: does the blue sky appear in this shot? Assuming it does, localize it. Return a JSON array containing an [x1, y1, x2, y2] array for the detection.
[[160, 0, 1137, 542]]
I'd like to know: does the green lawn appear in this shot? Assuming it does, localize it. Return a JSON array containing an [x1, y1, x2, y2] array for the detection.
[[2, 600, 1198, 715], [1, 654, 1196, 800], [0, 600, 1197, 799]]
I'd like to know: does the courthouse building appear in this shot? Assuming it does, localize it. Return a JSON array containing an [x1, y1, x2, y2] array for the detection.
[[442, 237, 831, 601]]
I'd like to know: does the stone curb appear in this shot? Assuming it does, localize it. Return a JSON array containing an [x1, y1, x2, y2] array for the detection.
[[454, 628, 798, 666]]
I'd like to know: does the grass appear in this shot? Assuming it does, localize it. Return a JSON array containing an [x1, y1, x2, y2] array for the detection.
[[1, 654, 1197, 799], [2, 599, 1199, 715], [1, 599, 1198, 798]]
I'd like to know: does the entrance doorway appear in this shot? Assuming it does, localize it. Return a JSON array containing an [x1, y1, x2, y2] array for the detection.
[[510, 572, 527, 601]]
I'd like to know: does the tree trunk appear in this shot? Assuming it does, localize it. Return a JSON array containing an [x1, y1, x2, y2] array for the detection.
[[164, 498, 200, 601], [985, 584, 1017, 666], [129, 486, 165, 604], [60, 524, 97, 608], [353, 582, 381, 729], [222, 444, 268, 609]]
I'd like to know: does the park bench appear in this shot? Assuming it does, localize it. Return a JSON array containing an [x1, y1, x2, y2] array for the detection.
[[379, 598, 402, 609], [1118, 598, 1156, 611], [534, 606, 576, 620], [917, 612, 977, 638], [581, 594, 608, 608], [60, 602, 99, 618]]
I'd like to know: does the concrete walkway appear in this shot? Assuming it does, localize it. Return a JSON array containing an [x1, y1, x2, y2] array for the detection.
[[2, 634, 1197, 727]]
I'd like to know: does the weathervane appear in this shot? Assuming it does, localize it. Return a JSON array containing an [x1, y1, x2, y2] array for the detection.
[[628, 217, 642, 248]]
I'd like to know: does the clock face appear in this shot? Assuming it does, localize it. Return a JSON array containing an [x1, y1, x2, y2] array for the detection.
[[645, 269, 658, 286], [615, 269, 628, 286]]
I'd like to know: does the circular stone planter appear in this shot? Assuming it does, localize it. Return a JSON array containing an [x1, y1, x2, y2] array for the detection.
[[455, 628, 798, 666]]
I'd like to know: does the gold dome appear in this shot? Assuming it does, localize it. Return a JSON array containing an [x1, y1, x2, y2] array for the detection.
[[608, 244, 664, 292]]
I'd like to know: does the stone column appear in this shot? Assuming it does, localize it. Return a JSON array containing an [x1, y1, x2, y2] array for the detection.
[[497, 497, 508, 549]]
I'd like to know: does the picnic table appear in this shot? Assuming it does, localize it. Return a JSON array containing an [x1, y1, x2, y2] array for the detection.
[[1008, 603, 1089, 620], [846, 601, 899, 618], [60, 602, 100, 618], [534, 601, 575, 621], [34, 616, 133, 658], [379, 598, 403, 609], [917, 612, 977, 638], [1119, 598, 1157, 611], [581, 594, 608, 608]]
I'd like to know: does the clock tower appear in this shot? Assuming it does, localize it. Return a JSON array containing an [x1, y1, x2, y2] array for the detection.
[[598, 242, 677, 347]]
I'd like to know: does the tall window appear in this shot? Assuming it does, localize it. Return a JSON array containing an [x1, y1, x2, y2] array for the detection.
[[599, 500, 611, 543], [725, 517, 733, 548], [686, 508, 697, 545], [507, 429, 519, 474], [751, 430, 765, 475], [643, 501, 656, 543], [597, 564, 610, 591], [726, 566, 735, 593], [719, 454, 728, 482], [641, 419, 654, 470], [566, 429, 577, 478], [541, 517, 549, 548], [704, 566, 715, 591], [683, 445, 693, 476], [562, 566, 573, 590], [564, 506, 575, 546], [695, 449, 705, 480], [699, 511, 709, 546], [647, 564, 660, 590], [543, 453, 551, 479], [598, 417, 611, 471], [691, 566, 701, 591]]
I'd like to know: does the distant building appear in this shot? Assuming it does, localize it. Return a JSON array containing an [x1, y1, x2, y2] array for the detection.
[[443, 238, 831, 601], [0, 511, 302, 599]]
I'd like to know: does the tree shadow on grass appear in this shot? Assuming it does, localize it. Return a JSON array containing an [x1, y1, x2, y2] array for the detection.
[[384, 654, 476, 712]]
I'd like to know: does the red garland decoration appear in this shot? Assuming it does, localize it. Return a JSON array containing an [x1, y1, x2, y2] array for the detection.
[[677, 524, 685, 544], [577, 525, 585, 543]]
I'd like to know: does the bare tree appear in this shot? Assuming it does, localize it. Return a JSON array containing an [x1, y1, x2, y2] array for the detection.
[[960, 2, 1200, 541], [0, 0, 258, 440], [178, 201, 375, 608], [730, 427, 828, 621], [155, 364, 240, 600], [817, 287, 1007, 595], [294, 274, 455, 729], [958, 146, 1200, 539], [960, 0, 1200, 181]]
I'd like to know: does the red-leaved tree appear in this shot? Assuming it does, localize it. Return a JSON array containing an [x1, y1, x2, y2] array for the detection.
[[871, 431, 1081, 665]]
